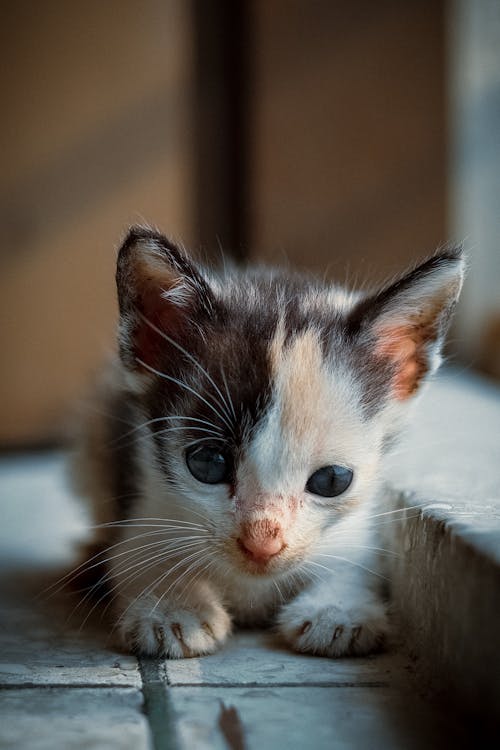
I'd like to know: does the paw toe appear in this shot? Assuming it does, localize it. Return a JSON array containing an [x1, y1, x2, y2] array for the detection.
[[279, 601, 388, 658], [119, 600, 231, 658]]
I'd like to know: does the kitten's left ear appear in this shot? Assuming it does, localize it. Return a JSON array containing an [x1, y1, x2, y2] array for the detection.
[[116, 226, 215, 370], [351, 249, 465, 401]]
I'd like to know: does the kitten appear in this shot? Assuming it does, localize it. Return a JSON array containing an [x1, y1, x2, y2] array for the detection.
[[73, 226, 464, 659]]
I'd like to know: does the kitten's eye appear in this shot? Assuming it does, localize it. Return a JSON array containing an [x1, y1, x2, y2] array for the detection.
[[306, 465, 353, 498], [185, 445, 231, 484]]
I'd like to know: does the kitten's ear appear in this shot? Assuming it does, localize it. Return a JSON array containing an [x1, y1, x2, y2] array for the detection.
[[116, 226, 214, 370], [351, 249, 465, 401]]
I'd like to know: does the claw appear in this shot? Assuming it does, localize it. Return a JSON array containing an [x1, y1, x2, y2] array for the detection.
[[332, 625, 344, 642], [202, 621, 215, 638], [349, 625, 362, 650], [170, 622, 183, 642], [299, 621, 312, 636], [153, 624, 166, 653]]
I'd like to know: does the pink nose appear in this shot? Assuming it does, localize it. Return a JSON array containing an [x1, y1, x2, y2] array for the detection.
[[238, 522, 285, 563]]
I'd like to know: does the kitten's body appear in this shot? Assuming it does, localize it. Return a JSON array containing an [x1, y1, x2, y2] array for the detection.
[[73, 227, 463, 658]]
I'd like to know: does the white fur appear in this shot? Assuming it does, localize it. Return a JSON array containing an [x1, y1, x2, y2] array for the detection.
[[93, 349, 393, 657], [160, 279, 194, 307], [73, 245, 464, 659]]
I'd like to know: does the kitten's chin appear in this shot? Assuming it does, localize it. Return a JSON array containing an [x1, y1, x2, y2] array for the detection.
[[220, 539, 301, 579], [235, 548, 300, 579], [239, 558, 279, 577]]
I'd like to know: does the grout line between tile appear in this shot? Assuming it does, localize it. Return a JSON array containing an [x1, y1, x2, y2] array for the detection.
[[0, 683, 140, 690], [139, 658, 180, 750], [167, 680, 389, 688]]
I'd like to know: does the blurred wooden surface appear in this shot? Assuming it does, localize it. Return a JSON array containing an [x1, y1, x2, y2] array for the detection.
[[0, 0, 195, 444], [0, 0, 447, 444], [449, 0, 500, 378], [249, 0, 446, 284]]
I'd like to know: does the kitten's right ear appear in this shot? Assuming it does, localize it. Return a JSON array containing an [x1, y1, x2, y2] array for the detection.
[[348, 248, 465, 402], [116, 226, 214, 371]]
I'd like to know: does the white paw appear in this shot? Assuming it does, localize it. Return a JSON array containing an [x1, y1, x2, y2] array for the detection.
[[278, 599, 388, 657], [118, 596, 232, 658]]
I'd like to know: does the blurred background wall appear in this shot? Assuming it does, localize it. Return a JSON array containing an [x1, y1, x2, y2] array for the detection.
[[0, 0, 195, 444], [0, 0, 498, 446]]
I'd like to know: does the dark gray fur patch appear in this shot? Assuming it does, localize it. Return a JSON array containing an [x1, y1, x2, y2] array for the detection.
[[133, 274, 357, 453], [115, 230, 463, 479], [107, 394, 141, 516], [143, 288, 278, 483]]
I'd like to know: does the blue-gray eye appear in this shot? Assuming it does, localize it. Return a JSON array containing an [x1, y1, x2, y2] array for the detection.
[[186, 445, 231, 484], [306, 465, 353, 498]]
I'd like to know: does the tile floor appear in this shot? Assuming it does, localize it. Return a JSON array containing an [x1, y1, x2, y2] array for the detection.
[[0, 452, 468, 749]]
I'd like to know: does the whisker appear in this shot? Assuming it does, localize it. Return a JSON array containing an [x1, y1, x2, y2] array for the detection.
[[101, 560, 202, 628], [272, 579, 285, 604], [93, 517, 207, 529], [40, 527, 208, 598], [149, 548, 215, 616], [118, 505, 216, 527], [365, 513, 425, 529], [314, 554, 389, 580], [323, 508, 429, 537], [99, 540, 209, 622], [183, 436, 226, 449], [114, 545, 210, 628], [324, 512, 429, 538], [112, 429, 211, 455], [283, 569, 302, 593], [180, 506, 214, 525], [107, 415, 223, 447], [354, 504, 428, 523], [306, 560, 336, 576], [173, 550, 219, 604], [106, 541, 206, 593], [98, 534, 209, 571], [74, 540, 202, 615], [220, 365, 237, 422], [112, 424, 225, 454], [177, 551, 221, 604], [319, 544, 401, 558], [136, 312, 235, 430], [153, 425, 223, 440], [136, 358, 233, 433], [76, 541, 207, 630], [300, 561, 327, 585]]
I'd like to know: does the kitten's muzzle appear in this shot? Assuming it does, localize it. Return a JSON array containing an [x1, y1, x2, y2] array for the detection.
[[237, 520, 285, 565]]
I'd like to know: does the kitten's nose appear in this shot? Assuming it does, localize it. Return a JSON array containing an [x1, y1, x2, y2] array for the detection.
[[238, 521, 285, 564]]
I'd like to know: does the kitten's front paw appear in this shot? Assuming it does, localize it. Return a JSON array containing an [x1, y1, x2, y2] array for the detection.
[[279, 599, 388, 658], [118, 597, 232, 658]]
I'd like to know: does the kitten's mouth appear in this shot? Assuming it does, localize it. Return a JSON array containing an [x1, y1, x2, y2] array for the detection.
[[236, 538, 288, 575]]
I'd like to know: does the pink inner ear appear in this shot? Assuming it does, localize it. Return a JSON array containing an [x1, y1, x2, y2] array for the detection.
[[135, 296, 186, 368], [374, 324, 426, 401], [132, 261, 191, 368]]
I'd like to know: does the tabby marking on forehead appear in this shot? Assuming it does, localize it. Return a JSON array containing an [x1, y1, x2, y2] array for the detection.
[[268, 317, 286, 373], [273, 327, 330, 450]]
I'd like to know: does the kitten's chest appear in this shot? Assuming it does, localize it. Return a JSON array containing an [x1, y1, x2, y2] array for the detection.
[[222, 575, 301, 625]]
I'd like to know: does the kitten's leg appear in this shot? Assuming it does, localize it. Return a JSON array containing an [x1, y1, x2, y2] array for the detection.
[[114, 574, 231, 658], [277, 568, 388, 657]]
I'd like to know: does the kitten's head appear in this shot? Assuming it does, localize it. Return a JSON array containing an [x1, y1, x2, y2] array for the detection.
[[115, 226, 464, 580]]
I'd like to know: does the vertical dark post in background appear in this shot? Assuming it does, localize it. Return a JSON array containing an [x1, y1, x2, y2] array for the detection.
[[193, 0, 250, 262]]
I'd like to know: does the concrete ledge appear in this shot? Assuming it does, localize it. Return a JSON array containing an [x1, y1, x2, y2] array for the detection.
[[387, 370, 500, 728], [391, 496, 500, 725]]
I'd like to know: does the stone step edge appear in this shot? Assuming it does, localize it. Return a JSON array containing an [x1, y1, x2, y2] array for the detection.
[[389, 488, 500, 727]]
